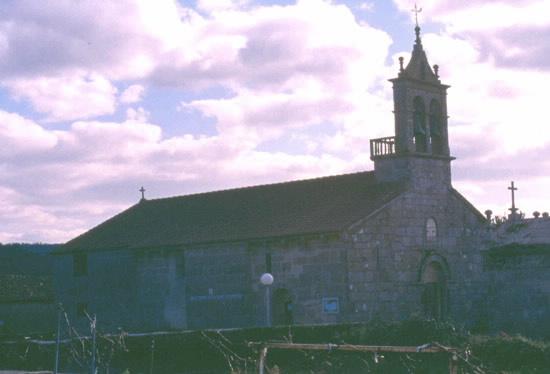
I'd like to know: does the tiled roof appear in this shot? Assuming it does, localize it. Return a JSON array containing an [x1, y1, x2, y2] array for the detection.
[[0, 275, 53, 303], [493, 218, 550, 246], [488, 218, 550, 255], [59, 171, 405, 253]]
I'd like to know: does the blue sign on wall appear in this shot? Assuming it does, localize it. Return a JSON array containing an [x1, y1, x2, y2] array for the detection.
[[322, 297, 339, 313], [190, 294, 243, 302]]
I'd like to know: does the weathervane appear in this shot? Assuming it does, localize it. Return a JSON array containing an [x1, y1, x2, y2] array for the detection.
[[411, 3, 422, 27]]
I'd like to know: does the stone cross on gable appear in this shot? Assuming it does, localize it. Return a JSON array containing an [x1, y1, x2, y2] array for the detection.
[[139, 186, 146, 201], [508, 181, 518, 217]]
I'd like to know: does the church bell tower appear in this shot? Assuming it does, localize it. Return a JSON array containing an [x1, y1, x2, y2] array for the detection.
[[371, 25, 454, 190]]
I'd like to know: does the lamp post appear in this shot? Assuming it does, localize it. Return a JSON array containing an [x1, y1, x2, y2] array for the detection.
[[260, 273, 274, 327]]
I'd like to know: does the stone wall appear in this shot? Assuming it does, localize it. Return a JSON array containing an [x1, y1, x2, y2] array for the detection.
[[184, 243, 251, 329], [134, 248, 186, 331], [345, 185, 487, 327], [483, 249, 550, 338], [176, 236, 351, 329], [374, 156, 452, 189], [248, 235, 349, 326], [54, 236, 352, 332], [55, 248, 186, 333]]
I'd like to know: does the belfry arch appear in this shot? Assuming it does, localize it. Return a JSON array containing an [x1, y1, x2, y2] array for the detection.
[[413, 96, 427, 153], [429, 99, 443, 154]]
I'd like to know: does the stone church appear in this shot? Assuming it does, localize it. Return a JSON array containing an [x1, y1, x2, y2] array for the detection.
[[54, 27, 549, 337]]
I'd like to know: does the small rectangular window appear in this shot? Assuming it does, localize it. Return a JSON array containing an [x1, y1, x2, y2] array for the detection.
[[73, 253, 88, 276], [265, 253, 272, 273], [76, 303, 88, 318]]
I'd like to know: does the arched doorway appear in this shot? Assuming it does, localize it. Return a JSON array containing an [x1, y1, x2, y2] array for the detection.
[[273, 288, 293, 325], [420, 260, 448, 320]]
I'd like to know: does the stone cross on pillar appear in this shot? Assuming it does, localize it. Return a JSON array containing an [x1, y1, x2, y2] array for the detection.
[[139, 186, 146, 201], [508, 181, 518, 219]]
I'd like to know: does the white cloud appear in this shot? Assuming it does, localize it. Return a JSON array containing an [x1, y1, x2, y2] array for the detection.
[[174, 0, 393, 156], [196, 0, 250, 13], [392, 0, 550, 71], [0, 108, 356, 242], [5, 72, 117, 122], [0, 0, 185, 80], [0, 0, 184, 123], [394, 0, 550, 32], [415, 32, 550, 153], [120, 84, 146, 104], [0, 0, 390, 127], [359, 2, 375, 12], [185, 89, 354, 137], [0, 110, 57, 156], [126, 107, 150, 123], [151, 0, 391, 90]]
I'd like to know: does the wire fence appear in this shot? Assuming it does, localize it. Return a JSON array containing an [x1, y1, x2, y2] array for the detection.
[[2, 316, 548, 373]]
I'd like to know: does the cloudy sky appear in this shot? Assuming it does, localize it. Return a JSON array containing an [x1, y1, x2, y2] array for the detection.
[[0, 0, 548, 243]]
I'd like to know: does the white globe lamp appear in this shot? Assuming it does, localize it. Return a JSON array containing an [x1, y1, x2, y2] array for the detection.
[[260, 273, 274, 286], [260, 273, 274, 327]]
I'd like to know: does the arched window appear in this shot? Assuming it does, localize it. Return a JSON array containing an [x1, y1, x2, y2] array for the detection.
[[413, 96, 427, 152], [429, 100, 443, 154], [426, 218, 437, 241]]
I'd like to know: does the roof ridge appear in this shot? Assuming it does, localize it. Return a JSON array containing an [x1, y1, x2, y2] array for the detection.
[[145, 170, 375, 203]]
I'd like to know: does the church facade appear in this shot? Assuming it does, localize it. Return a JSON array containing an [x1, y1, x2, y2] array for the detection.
[[53, 27, 547, 337]]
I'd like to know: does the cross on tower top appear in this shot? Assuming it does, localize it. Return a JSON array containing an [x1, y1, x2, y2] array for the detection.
[[139, 186, 146, 201], [411, 3, 422, 27], [508, 181, 518, 218]]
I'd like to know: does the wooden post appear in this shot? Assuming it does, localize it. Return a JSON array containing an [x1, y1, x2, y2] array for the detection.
[[250, 342, 450, 353], [258, 346, 268, 374], [249, 341, 464, 374], [54, 304, 62, 374], [370, 139, 374, 157], [149, 338, 155, 374], [448, 353, 459, 374], [90, 315, 97, 374]]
